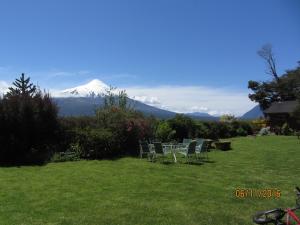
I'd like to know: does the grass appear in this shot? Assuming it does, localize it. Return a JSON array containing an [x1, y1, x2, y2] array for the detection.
[[0, 136, 299, 225]]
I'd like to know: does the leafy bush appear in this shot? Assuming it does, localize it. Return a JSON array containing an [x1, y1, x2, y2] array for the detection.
[[281, 123, 293, 136], [155, 121, 176, 142], [167, 114, 196, 141], [236, 127, 248, 136], [57, 101, 154, 159], [194, 122, 210, 138], [217, 122, 232, 138], [258, 127, 271, 136], [251, 119, 267, 133], [51, 149, 81, 162], [154, 117, 254, 141], [74, 128, 115, 159]]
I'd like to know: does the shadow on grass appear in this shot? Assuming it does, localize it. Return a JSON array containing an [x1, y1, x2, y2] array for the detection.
[[182, 161, 204, 166], [150, 158, 217, 166], [200, 159, 216, 163], [0, 161, 47, 168]]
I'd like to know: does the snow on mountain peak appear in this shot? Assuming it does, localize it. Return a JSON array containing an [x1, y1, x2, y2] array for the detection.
[[87, 79, 108, 87], [60, 79, 109, 97]]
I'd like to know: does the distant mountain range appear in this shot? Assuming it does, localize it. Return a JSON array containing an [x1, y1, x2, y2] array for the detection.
[[1, 79, 264, 120], [55, 96, 263, 120], [240, 105, 264, 120], [52, 80, 220, 120], [54, 97, 220, 120]]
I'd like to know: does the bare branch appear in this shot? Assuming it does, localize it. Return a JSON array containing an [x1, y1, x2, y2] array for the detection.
[[257, 44, 279, 82]]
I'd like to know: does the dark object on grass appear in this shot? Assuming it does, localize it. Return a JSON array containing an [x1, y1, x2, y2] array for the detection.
[[205, 139, 214, 150], [215, 141, 231, 151]]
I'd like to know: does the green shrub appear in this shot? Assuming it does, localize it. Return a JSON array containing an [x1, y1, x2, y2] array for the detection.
[[258, 127, 271, 136], [155, 121, 176, 142], [281, 123, 293, 136], [156, 119, 254, 140], [51, 150, 81, 162], [195, 122, 209, 138], [236, 127, 248, 136], [168, 114, 196, 141], [57, 105, 154, 159]]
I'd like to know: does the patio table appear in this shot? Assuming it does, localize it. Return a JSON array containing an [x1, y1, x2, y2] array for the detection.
[[148, 143, 184, 163], [162, 143, 184, 163]]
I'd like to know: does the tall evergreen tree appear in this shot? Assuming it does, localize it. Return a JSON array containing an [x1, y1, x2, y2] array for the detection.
[[6, 73, 37, 98]]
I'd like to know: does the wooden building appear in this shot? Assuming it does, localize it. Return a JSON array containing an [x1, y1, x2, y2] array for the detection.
[[264, 100, 299, 129]]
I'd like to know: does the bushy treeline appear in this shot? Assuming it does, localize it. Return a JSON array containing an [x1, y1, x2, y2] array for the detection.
[[0, 74, 260, 165], [57, 108, 156, 160], [57, 114, 256, 161], [0, 75, 156, 165], [155, 114, 254, 142]]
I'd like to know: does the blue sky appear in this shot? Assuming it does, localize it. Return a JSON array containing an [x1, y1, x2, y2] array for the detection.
[[0, 0, 299, 115]]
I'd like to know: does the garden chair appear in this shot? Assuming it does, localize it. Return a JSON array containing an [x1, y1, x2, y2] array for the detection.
[[195, 138, 204, 149], [152, 142, 169, 162], [179, 140, 197, 163], [139, 140, 153, 161], [182, 138, 192, 147], [196, 140, 209, 160]]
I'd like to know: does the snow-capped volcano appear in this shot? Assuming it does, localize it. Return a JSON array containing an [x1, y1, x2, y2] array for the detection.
[[59, 79, 109, 97]]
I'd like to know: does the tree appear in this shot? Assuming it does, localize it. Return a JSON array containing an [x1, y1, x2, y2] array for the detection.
[[248, 45, 300, 110], [102, 86, 130, 110], [219, 114, 236, 123], [155, 121, 176, 142], [94, 87, 152, 157], [0, 74, 59, 165], [168, 114, 196, 141], [257, 44, 279, 82], [6, 73, 37, 97], [248, 80, 280, 110]]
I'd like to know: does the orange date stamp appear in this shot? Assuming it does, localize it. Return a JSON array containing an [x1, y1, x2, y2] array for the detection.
[[235, 188, 281, 199]]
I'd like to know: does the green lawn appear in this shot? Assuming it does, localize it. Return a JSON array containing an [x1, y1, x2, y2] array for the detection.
[[0, 136, 299, 225]]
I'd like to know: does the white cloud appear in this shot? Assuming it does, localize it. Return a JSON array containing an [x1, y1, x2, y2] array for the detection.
[[0, 81, 9, 94], [46, 70, 92, 78], [131, 96, 161, 106], [124, 85, 256, 116]]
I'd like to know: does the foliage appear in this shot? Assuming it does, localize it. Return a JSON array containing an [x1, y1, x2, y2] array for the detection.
[[56, 88, 155, 160], [0, 74, 59, 165], [281, 123, 293, 136], [6, 73, 37, 98], [155, 121, 176, 142], [258, 127, 271, 136], [248, 62, 300, 110], [219, 114, 236, 123], [51, 149, 81, 162], [167, 114, 196, 141], [102, 86, 131, 110], [194, 122, 210, 139], [154, 117, 254, 141], [251, 119, 267, 133], [73, 127, 115, 159], [236, 127, 248, 136]]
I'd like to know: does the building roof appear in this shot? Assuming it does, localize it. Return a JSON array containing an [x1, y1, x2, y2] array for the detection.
[[264, 100, 299, 114]]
